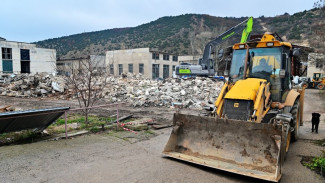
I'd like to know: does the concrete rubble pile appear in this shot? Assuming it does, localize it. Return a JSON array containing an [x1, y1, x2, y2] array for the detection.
[[102, 73, 224, 109], [0, 73, 66, 97], [0, 73, 224, 109]]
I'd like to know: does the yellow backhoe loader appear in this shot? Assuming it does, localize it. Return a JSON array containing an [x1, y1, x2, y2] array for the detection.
[[302, 72, 325, 89], [163, 33, 305, 182]]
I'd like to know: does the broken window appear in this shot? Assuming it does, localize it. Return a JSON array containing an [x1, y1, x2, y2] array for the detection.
[[172, 55, 178, 62], [163, 54, 169, 61], [118, 64, 123, 75], [20, 49, 30, 61], [128, 64, 133, 73], [2, 47, 12, 59], [315, 59, 324, 68], [139, 63, 144, 74], [152, 53, 159, 60], [152, 64, 159, 79], [163, 65, 169, 79], [172, 65, 176, 71], [110, 64, 114, 74], [20, 49, 30, 73], [21, 61, 30, 73]]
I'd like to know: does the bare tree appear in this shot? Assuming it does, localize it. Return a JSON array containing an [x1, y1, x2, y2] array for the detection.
[[314, 0, 325, 10], [65, 55, 109, 125]]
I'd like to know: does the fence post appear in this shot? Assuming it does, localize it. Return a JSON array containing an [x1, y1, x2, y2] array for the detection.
[[65, 111, 68, 139], [116, 104, 119, 130]]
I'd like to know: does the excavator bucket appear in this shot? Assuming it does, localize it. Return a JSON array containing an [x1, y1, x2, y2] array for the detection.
[[163, 113, 287, 182]]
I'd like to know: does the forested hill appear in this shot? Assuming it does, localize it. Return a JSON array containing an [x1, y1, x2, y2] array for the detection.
[[35, 8, 325, 59]]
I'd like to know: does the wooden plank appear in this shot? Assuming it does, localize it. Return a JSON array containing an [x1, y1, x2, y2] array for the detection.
[[50, 130, 89, 140], [111, 115, 133, 123], [152, 123, 172, 129]]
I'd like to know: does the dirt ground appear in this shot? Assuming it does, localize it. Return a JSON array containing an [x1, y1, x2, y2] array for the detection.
[[0, 89, 324, 183]]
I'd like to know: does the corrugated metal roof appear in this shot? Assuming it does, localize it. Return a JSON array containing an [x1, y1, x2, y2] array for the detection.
[[0, 107, 69, 133]]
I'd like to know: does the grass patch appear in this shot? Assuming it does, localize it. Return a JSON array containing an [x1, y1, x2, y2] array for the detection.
[[89, 126, 100, 133], [48, 114, 117, 134], [301, 152, 325, 178], [0, 113, 154, 146], [144, 130, 156, 135], [53, 114, 116, 126]]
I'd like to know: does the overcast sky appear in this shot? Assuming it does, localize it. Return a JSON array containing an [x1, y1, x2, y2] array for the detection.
[[1, 0, 314, 43]]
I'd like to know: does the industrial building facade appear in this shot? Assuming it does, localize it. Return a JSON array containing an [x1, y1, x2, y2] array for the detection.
[[106, 48, 196, 79], [0, 39, 56, 74], [56, 55, 106, 76]]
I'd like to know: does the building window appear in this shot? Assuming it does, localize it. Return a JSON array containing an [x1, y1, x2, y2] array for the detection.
[[152, 53, 159, 60], [152, 64, 160, 79], [2, 60, 13, 73], [20, 49, 30, 73], [172, 65, 176, 71], [110, 64, 114, 74], [163, 54, 169, 61], [139, 63, 144, 74], [163, 65, 169, 79], [118, 64, 123, 75], [128, 64, 133, 73], [20, 49, 30, 61], [315, 59, 324, 68], [172, 55, 178, 62], [2, 47, 12, 59]]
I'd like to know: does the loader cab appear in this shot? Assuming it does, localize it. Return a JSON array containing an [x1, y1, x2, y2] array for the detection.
[[229, 33, 293, 102], [313, 73, 322, 81]]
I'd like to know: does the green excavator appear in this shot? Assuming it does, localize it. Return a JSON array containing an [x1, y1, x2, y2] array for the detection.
[[176, 17, 253, 77]]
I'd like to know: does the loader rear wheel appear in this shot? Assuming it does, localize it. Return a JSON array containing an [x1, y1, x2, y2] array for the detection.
[[317, 83, 324, 90], [290, 99, 300, 142]]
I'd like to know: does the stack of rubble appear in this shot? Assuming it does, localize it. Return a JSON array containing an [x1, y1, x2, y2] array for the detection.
[[102, 73, 224, 109], [0, 105, 15, 112], [0, 73, 66, 97], [0, 73, 224, 109]]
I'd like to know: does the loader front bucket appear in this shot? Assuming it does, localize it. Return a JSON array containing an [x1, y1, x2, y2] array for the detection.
[[162, 113, 286, 182]]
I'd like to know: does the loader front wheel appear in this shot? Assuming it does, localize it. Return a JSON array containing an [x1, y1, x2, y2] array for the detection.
[[301, 83, 308, 88], [290, 99, 300, 142]]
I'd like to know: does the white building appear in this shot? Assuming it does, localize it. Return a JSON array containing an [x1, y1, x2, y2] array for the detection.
[[0, 39, 56, 74], [106, 48, 181, 79]]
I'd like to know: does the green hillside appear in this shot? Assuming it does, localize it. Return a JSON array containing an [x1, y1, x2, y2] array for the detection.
[[35, 8, 325, 59]]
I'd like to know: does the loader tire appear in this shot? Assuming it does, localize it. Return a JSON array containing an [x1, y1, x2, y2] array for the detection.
[[290, 99, 300, 142], [301, 82, 308, 88], [317, 83, 324, 90]]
